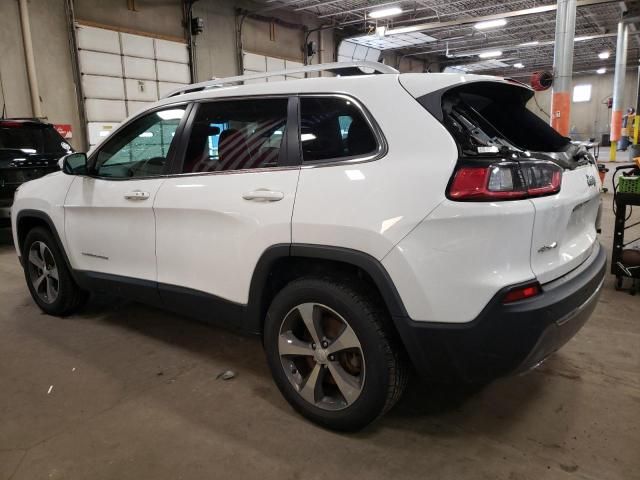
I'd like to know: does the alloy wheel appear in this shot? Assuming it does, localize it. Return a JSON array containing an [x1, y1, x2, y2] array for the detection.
[[27, 241, 59, 304], [278, 302, 365, 411]]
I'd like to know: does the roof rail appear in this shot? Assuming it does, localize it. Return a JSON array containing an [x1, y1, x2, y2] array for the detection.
[[163, 61, 399, 98]]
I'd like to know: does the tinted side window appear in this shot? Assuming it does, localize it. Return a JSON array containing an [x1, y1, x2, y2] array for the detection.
[[182, 98, 288, 173], [300, 97, 377, 162], [94, 107, 186, 178]]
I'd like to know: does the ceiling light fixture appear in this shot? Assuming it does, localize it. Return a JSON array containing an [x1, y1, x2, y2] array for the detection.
[[574, 35, 595, 42], [474, 18, 507, 30], [598, 51, 610, 59], [368, 6, 403, 19], [597, 67, 606, 74], [478, 50, 503, 59], [513, 63, 525, 69], [519, 41, 539, 47]]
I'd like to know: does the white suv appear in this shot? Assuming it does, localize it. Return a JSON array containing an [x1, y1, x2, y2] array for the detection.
[[11, 62, 606, 431]]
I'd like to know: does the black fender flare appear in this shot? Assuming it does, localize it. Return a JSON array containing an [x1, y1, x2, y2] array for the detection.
[[244, 243, 409, 334], [15, 210, 78, 281]]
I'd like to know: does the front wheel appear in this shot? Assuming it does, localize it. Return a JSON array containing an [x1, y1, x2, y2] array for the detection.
[[264, 277, 408, 431], [22, 227, 87, 316]]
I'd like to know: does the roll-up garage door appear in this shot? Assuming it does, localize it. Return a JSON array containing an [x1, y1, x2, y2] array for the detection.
[[242, 52, 304, 83], [75, 24, 190, 148]]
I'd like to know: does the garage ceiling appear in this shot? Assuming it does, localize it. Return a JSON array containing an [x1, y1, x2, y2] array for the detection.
[[254, 0, 640, 77]]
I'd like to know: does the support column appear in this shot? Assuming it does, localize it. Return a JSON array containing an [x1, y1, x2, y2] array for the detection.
[[18, 0, 43, 118], [610, 22, 629, 160], [550, 0, 577, 136]]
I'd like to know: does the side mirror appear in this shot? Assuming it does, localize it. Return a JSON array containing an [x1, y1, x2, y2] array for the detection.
[[60, 153, 88, 175]]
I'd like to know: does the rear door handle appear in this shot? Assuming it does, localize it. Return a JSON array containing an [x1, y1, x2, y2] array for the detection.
[[242, 189, 284, 202], [124, 190, 150, 201]]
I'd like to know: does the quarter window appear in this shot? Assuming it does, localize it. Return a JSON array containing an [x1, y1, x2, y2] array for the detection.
[[181, 98, 288, 173], [94, 107, 186, 178], [300, 97, 377, 162]]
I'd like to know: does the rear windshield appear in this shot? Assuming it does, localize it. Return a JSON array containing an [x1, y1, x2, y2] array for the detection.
[[0, 125, 68, 154], [438, 82, 570, 156]]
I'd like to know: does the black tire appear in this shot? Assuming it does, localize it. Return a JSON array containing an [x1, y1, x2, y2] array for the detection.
[[22, 227, 87, 316], [264, 277, 408, 431]]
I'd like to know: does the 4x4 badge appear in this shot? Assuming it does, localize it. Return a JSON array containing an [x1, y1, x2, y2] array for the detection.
[[586, 174, 596, 187]]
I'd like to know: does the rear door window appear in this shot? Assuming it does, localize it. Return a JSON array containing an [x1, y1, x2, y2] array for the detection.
[[181, 98, 288, 173], [299, 97, 378, 162]]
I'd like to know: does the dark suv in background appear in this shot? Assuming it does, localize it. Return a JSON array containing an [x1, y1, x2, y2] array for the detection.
[[0, 119, 71, 225]]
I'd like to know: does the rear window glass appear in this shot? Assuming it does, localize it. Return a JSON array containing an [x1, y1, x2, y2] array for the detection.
[[300, 97, 378, 162], [0, 125, 68, 154], [439, 82, 570, 155]]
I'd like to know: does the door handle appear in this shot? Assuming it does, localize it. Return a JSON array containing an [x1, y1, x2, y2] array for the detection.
[[124, 190, 150, 201], [242, 189, 284, 202]]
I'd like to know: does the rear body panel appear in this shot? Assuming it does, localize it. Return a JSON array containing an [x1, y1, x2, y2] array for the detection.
[[530, 163, 601, 284]]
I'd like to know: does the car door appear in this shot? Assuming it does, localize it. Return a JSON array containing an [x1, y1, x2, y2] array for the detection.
[[153, 97, 299, 318], [64, 105, 189, 285]]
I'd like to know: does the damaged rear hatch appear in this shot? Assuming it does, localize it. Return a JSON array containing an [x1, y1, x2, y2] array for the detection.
[[402, 76, 601, 284]]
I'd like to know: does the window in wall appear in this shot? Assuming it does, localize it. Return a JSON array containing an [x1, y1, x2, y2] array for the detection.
[[182, 99, 288, 173], [94, 107, 186, 178], [300, 97, 378, 162], [572, 84, 592, 103]]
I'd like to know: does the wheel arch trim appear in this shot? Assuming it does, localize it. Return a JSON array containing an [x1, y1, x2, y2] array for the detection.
[[245, 243, 409, 334], [15, 210, 77, 281]]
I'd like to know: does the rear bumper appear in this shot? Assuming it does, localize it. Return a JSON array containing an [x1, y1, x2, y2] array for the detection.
[[393, 243, 606, 382]]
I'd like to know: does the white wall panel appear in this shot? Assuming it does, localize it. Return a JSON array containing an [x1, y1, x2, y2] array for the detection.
[[78, 51, 122, 77], [266, 57, 285, 72], [158, 81, 185, 97], [157, 61, 190, 83], [77, 25, 119, 53], [123, 56, 156, 80], [82, 75, 125, 100], [121, 33, 154, 58], [85, 99, 126, 122], [243, 52, 304, 82], [77, 24, 190, 132], [243, 52, 267, 72], [284, 60, 304, 78], [125, 79, 158, 101], [87, 122, 119, 146], [126, 101, 155, 116], [155, 39, 189, 63]]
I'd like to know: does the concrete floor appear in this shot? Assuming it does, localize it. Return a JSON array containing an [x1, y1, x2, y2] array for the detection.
[[0, 196, 638, 480]]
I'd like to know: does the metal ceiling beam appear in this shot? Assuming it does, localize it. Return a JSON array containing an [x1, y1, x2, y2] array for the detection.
[[335, 0, 621, 30]]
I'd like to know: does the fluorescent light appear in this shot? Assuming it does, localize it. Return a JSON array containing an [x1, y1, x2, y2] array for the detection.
[[574, 35, 595, 42], [474, 19, 507, 30], [597, 67, 606, 74], [513, 63, 525, 69], [478, 50, 503, 59], [368, 6, 402, 19], [519, 41, 539, 47], [598, 51, 610, 59]]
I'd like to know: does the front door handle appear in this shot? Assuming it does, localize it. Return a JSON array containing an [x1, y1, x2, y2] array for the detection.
[[242, 189, 284, 202], [124, 190, 150, 201]]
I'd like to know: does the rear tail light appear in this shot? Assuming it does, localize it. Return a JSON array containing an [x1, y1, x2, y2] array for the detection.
[[448, 161, 562, 201], [502, 282, 541, 303]]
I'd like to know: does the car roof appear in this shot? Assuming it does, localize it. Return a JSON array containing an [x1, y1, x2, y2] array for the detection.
[[154, 72, 507, 108]]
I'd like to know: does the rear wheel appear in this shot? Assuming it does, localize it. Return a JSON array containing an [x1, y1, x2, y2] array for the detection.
[[264, 277, 408, 431], [23, 227, 87, 316]]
